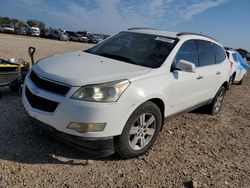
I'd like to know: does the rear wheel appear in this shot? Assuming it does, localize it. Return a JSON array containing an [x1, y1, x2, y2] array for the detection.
[[238, 77, 244, 85], [207, 86, 226, 115], [228, 75, 234, 89], [114, 101, 162, 158]]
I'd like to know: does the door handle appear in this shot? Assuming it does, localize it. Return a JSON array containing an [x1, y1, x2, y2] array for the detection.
[[196, 75, 203, 80], [216, 71, 221, 75]]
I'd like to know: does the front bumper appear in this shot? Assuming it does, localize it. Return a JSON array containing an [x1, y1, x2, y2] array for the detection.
[[0, 72, 21, 86], [22, 74, 138, 138], [30, 117, 114, 157]]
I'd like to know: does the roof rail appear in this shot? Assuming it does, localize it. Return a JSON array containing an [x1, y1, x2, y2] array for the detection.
[[127, 27, 158, 31], [177, 32, 217, 42]]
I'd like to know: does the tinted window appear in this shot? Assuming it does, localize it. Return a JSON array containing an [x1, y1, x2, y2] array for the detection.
[[197, 41, 215, 66], [232, 53, 237, 62], [212, 44, 226, 63], [174, 40, 199, 67], [86, 32, 177, 68]]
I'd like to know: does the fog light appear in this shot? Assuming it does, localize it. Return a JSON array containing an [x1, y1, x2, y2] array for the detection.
[[67, 122, 106, 133]]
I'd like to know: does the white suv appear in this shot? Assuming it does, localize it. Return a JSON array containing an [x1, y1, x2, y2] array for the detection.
[[22, 28, 230, 158], [226, 50, 249, 85]]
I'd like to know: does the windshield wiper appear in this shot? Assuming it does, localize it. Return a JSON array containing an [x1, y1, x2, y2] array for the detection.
[[98, 53, 137, 65]]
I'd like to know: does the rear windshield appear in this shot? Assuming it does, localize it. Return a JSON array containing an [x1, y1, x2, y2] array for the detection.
[[85, 31, 177, 68]]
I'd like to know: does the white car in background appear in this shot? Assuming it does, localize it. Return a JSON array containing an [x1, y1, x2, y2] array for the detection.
[[29, 27, 40, 37], [226, 50, 249, 85], [22, 28, 231, 158], [0, 25, 15, 33]]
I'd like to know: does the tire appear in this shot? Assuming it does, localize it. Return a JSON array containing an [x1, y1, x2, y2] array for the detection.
[[228, 75, 234, 90], [238, 77, 244, 85], [9, 82, 21, 92], [114, 101, 162, 158], [207, 86, 226, 115]]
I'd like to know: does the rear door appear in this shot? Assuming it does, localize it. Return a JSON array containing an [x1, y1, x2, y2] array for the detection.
[[170, 40, 206, 114], [212, 43, 228, 89], [196, 40, 221, 99]]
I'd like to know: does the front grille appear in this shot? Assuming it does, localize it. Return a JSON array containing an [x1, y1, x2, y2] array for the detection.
[[25, 86, 59, 113], [30, 71, 70, 96]]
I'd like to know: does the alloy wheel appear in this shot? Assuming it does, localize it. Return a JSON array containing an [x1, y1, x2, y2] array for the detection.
[[128, 113, 156, 150], [214, 89, 224, 113]]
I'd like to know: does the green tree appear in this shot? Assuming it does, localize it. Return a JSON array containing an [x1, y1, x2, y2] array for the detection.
[[37, 21, 45, 30], [16, 21, 27, 28], [27, 19, 38, 27], [0, 17, 11, 25]]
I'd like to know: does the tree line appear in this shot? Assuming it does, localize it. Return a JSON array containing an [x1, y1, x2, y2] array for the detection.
[[0, 16, 45, 30]]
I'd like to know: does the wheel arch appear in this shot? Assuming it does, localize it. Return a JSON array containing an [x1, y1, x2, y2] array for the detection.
[[232, 72, 236, 78], [147, 98, 165, 130], [222, 81, 229, 89]]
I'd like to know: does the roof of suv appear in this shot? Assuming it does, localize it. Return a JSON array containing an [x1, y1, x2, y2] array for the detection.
[[127, 27, 217, 42]]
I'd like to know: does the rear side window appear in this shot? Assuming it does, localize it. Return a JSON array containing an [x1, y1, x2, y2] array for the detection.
[[232, 53, 237, 62], [174, 40, 199, 67], [212, 44, 226, 63], [197, 41, 215, 66]]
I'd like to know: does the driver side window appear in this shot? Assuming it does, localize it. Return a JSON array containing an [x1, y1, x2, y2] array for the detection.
[[174, 40, 199, 67]]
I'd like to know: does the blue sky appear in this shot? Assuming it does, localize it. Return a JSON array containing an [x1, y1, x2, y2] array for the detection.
[[1, 0, 250, 51]]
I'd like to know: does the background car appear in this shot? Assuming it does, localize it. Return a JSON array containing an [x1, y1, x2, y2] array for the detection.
[[15, 27, 27, 35], [226, 50, 249, 84], [27, 27, 40, 37], [51, 30, 69, 41], [92, 34, 104, 43], [0, 24, 15, 34], [77, 31, 98, 43], [67, 32, 88, 42]]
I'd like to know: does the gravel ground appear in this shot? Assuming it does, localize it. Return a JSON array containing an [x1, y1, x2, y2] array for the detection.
[[0, 33, 250, 188]]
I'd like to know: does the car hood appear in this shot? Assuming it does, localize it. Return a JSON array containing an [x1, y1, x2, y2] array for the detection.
[[33, 51, 152, 86]]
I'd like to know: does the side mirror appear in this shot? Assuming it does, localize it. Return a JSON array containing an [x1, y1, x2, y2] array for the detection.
[[175, 59, 196, 73]]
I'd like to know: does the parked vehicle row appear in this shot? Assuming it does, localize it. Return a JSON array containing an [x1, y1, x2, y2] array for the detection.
[[0, 24, 106, 44], [21, 28, 248, 159], [0, 25, 40, 36]]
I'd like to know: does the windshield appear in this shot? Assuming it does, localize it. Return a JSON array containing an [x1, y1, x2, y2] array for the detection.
[[85, 31, 177, 68]]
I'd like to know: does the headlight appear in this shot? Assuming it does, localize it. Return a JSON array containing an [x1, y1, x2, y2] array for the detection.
[[71, 79, 130, 102]]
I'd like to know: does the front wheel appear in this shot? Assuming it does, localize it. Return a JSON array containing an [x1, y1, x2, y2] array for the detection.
[[114, 101, 162, 158], [9, 80, 21, 92]]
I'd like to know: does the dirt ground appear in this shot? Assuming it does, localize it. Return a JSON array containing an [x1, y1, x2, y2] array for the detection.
[[0, 33, 92, 61], [0, 33, 249, 188]]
